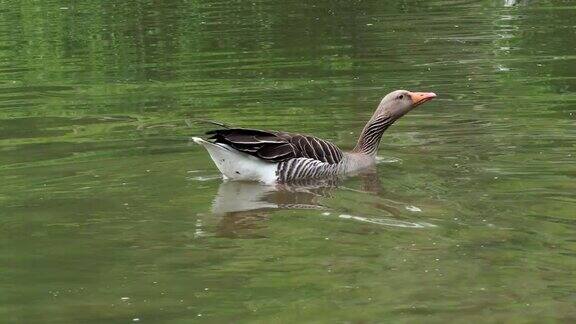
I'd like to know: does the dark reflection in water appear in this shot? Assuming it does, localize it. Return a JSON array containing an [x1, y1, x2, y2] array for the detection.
[[208, 168, 437, 238]]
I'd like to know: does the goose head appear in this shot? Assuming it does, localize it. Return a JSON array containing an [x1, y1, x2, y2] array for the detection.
[[376, 89, 437, 120]]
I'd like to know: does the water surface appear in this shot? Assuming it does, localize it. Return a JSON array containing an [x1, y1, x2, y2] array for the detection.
[[1, 0, 575, 322]]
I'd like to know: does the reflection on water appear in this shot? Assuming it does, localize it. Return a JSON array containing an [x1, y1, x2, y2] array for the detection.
[[503, 0, 530, 7], [212, 181, 326, 215], [209, 168, 437, 236]]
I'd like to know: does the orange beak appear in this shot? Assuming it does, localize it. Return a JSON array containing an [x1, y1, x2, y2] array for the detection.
[[409, 92, 437, 107]]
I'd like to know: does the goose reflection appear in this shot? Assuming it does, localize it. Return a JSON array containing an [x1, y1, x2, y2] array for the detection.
[[211, 179, 337, 216], [204, 168, 436, 237]]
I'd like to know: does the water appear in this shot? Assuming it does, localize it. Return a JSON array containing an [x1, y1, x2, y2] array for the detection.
[[1, 0, 575, 322]]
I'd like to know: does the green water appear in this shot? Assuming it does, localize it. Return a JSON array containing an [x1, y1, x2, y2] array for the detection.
[[1, 0, 575, 322]]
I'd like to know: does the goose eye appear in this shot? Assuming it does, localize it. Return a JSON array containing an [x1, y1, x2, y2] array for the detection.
[[397, 94, 404, 100]]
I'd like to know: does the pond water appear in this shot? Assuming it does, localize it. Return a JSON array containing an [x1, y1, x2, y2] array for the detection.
[[1, 0, 575, 322]]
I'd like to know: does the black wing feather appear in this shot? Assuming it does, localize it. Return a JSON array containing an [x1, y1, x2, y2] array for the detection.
[[205, 128, 343, 164]]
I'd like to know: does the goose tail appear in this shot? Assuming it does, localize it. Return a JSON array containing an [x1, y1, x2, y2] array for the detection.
[[192, 137, 228, 150], [192, 136, 208, 145], [192, 137, 277, 183]]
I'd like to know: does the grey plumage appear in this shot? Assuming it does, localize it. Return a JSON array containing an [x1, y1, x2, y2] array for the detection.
[[353, 114, 395, 155], [204, 113, 396, 182], [197, 90, 437, 183], [206, 129, 344, 164], [277, 158, 341, 182]]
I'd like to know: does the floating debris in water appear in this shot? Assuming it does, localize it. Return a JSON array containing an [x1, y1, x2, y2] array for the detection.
[[405, 205, 422, 212]]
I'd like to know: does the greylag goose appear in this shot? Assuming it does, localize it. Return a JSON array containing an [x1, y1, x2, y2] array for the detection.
[[193, 89, 436, 184]]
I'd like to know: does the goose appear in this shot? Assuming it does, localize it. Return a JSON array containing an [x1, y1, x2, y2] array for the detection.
[[193, 89, 436, 184]]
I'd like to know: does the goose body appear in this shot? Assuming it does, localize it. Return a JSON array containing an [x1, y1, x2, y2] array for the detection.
[[194, 90, 436, 184]]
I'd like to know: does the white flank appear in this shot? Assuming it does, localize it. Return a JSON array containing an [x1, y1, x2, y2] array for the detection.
[[192, 137, 278, 184]]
